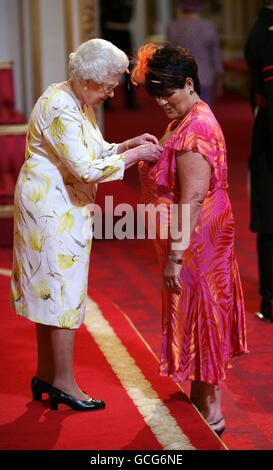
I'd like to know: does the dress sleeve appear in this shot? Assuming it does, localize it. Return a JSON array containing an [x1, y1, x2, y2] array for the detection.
[[167, 118, 227, 191], [42, 106, 125, 184], [102, 140, 119, 157], [170, 120, 219, 170]]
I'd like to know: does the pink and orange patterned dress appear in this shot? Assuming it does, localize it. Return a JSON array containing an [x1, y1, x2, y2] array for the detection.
[[139, 101, 248, 387]]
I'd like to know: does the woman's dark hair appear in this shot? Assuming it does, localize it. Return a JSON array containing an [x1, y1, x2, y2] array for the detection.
[[144, 43, 201, 97]]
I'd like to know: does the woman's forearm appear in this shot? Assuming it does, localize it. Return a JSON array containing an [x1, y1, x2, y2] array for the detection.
[[117, 142, 163, 169], [117, 140, 130, 154], [169, 198, 204, 259], [117, 133, 160, 154], [122, 148, 141, 169], [171, 151, 211, 261]]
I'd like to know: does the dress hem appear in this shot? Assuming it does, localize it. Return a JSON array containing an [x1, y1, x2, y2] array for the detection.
[[158, 348, 249, 388], [15, 311, 81, 330]]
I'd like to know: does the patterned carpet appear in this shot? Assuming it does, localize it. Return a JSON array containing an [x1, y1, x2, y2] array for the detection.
[[1, 88, 273, 450], [92, 87, 273, 450], [0, 267, 225, 450]]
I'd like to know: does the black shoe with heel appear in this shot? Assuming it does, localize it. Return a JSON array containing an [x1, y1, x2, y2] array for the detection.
[[31, 376, 51, 401], [48, 385, 105, 411]]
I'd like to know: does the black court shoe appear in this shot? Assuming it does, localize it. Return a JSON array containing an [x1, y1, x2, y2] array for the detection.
[[31, 376, 51, 401], [48, 385, 105, 411]]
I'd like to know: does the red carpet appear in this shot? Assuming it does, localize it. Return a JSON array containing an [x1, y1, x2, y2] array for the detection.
[[0, 270, 224, 450], [87, 238, 273, 451], [1, 88, 273, 451], [95, 87, 273, 450]]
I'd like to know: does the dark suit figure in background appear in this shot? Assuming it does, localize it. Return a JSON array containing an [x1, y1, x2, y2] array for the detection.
[[100, 0, 136, 109], [245, 0, 273, 323]]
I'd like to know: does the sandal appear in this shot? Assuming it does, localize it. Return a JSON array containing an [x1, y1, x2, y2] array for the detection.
[[208, 417, 225, 438]]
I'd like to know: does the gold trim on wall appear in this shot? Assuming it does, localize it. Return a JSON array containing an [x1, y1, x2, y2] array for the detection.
[[31, 0, 41, 102], [0, 124, 28, 136], [77, 0, 102, 127], [0, 206, 14, 218], [64, 0, 74, 59], [79, 0, 98, 43], [0, 61, 13, 69], [18, 0, 26, 118]]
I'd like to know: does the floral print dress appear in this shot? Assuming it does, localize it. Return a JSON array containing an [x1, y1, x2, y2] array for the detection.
[[11, 83, 125, 329]]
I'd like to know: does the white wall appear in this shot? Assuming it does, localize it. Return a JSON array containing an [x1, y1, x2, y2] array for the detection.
[[0, 0, 155, 120], [21, 0, 34, 119], [0, 0, 24, 114], [0, 0, 68, 118], [39, 0, 67, 92]]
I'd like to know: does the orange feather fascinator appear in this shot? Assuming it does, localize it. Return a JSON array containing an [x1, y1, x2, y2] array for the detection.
[[131, 43, 163, 86]]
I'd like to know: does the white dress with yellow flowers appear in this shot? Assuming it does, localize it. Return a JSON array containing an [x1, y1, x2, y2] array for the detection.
[[11, 82, 125, 329]]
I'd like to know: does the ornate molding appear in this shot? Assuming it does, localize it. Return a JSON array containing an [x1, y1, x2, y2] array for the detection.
[[79, 0, 99, 43]]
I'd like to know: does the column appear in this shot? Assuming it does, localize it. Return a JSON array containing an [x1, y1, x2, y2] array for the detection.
[[154, 0, 172, 37]]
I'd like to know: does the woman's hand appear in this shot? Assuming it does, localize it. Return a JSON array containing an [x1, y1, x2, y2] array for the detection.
[[118, 133, 159, 153], [123, 143, 163, 168], [127, 133, 159, 148], [133, 143, 163, 162], [163, 259, 182, 295]]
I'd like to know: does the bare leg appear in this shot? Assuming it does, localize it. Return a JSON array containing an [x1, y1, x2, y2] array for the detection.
[[190, 381, 225, 432]]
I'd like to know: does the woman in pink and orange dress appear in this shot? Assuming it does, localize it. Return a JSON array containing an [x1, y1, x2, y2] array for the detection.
[[132, 43, 248, 437]]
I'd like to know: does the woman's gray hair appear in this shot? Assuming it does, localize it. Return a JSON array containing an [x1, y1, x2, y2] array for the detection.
[[68, 38, 129, 84]]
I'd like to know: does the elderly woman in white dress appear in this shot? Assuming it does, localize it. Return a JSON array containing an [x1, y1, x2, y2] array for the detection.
[[11, 38, 162, 411]]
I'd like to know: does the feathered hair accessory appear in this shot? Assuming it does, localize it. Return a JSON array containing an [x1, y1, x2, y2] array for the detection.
[[131, 43, 162, 85]]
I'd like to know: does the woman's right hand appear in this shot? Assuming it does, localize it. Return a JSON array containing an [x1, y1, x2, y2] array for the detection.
[[124, 143, 163, 168]]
